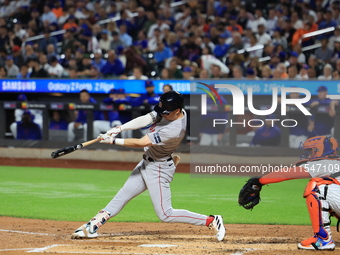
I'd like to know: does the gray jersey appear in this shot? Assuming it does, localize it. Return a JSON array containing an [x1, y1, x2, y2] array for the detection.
[[144, 109, 187, 160], [301, 159, 340, 180]]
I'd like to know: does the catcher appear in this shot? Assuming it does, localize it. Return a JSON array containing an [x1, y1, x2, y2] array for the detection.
[[239, 135, 340, 250]]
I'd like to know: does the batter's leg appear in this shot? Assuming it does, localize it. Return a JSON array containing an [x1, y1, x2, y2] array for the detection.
[[143, 161, 208, 226], [72, 160, 147, 239], [104, 160, 147, 216]]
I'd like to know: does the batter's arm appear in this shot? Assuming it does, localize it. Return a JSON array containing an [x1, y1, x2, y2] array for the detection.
[[113, 135, 152, 148], [106, 111, 158, 136]]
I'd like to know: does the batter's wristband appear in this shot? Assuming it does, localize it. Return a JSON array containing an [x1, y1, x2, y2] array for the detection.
[[115, 138, 124, 146]]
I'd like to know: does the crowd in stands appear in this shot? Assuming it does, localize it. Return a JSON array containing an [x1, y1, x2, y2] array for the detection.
[[1, 0, 340, 79], [2, 0, 340, 148]]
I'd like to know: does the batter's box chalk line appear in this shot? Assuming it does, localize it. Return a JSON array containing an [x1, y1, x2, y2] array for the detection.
[[0, 229, 56, 235]]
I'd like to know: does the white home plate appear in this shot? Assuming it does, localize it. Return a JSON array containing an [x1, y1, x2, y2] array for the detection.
[[138, 244, 179, 248]]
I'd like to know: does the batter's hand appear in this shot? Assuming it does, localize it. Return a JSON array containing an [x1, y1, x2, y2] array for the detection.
[[98, 133, 115, 144], [106, 126, 122, 138]]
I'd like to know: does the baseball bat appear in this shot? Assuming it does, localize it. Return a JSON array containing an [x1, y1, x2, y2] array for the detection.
[[51, 138, 100, 159]]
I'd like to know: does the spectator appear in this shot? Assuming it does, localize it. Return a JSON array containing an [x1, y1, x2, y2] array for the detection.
[[246, 68, 258, 79], [182, 67, 193, 79], [100, 50, 124, 77], [315, 38, 333, 63], [127, 66, 148, 80], [110, 31, 125, 52], [176, 32, 202, 63], [63, 15, 78, 30], [0, 0, 16, 18], [41, 5, 57, 24], [14, 21, 27, 40], [257, 24, 271, 45], [299, 64, 309, 79], [46, 44, 59, 61], [307, 67, 317, 79], [232, 65, 244, 79], [134, 30, 148, 51], [98, 29, 112, 53], [250, 116, 281, 146], [214, 33, 230, 59], [318, 63, 333, 80], [237, 7, 249, 30], [154, 41, 173, 65], [92, 49, 106, 71], [211, 65, 223, 79], [0, 66, 7, 78], [16, 111, 42, 140], [61, 29, 76, 53], [48, 56, 64, 77], [266, 9, 278, 34], [5, 55, 19, 77], [247, 9, 267, 33], [291, 11, 304, 30], [67, 89, 106, 142], [272, 28, 288, 50], [160, 67, 170, 79], [23, 44, 37, 62], [261, 65, 273, 79], [318, 10, 337, 40], [227, 16, 243, 35], [50, 110, 68, 130], [52, 1, 63, 19], [12, 45, 24, 67], [39, 29, 58, 54], [148, 28, 162, 52], [17, 64, 30, 78], [287, 65, 299, 79], [163, 84, 173, 93], [0, 25, 9, 49], [130, 80, 159, 107], [308, 86, 334, 136], [228, 32, 244, 53], [119, 24, 132, 47], [39, 54, 51, 71], [168, 59, 183, 78], [328, 25, 340, 51], [148, 15, 170, 38], [199, 68, 209, 78], [28, 57, 49, 78], [245, 33, 263, 58]]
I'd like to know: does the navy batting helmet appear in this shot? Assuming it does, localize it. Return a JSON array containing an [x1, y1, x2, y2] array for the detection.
[[154, 91, 184, 115]]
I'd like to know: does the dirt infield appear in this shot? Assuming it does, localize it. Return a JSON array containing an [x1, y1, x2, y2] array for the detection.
[[1, 217, 338, 255]]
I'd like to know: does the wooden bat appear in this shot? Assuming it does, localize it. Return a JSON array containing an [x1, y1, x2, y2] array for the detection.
[[51, 138, 100, 159]]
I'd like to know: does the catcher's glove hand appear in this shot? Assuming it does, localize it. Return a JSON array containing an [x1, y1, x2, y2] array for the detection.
[[238, 177, 263, 210]]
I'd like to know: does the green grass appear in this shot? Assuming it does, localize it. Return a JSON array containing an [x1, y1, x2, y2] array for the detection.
[[0, 166, 311, 225]]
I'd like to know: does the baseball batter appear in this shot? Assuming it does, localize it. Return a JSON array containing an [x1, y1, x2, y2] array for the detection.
[[71, 91, 226, 241], [239, 135, 340, 250]]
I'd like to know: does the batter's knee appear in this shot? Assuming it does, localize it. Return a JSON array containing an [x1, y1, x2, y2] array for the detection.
[[154, 207, 173, 223]]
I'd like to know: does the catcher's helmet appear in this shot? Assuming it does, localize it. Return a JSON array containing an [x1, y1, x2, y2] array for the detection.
[[154, 91, 185, 115], [300, 136, 339, 160]]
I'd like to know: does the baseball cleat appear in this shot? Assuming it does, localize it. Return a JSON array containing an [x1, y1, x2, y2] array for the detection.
[[208, 215, 226, 241], [298, 235, 335, 250], [71, 223, 99, 239]]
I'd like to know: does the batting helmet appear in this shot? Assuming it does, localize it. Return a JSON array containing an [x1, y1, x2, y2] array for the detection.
[[154, 91, 184, 115], [300, 136, 339, 160]]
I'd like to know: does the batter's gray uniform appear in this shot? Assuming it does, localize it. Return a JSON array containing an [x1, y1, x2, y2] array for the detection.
[[104, 109, 209, 225]]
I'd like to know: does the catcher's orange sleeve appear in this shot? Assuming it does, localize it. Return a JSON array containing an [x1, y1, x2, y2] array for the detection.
[[259, 166, 311, 185]]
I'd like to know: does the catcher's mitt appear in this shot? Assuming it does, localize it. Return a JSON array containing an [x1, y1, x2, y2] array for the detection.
[[238, 177, 263, 210]]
